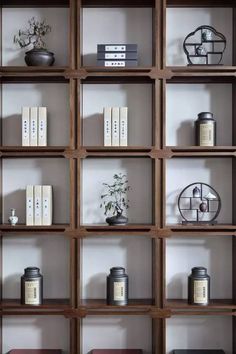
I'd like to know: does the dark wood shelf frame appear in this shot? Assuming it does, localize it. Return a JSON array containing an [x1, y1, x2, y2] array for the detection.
[[0, 0, 235, 353]]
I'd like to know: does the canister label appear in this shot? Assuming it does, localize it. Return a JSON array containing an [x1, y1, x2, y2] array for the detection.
[[114, 281, 125, 301], [24, 280, 40, 305], [193, 280, 208, 304], [199, 123, 214, 146]]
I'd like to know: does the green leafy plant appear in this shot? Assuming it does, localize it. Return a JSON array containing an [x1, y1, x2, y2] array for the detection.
[[13, 17, 51, 50], [100, 173, 131, 216]]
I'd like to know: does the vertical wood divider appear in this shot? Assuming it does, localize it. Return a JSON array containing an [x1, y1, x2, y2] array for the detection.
[[77, 0, 82, 68], [152, 2, 166, 352], [0, 4, 3, 350], [70, 1, 79, 353], [232, 8, 236, 354], [70, 0, 77, 69], [76, 1, 82, 351]]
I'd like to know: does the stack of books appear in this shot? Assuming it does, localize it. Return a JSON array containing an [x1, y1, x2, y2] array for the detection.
[[97, 44, 138, 67], [104, 107, 128, 147], [26, 185, 53, 226], [22, 106, 47, 146]]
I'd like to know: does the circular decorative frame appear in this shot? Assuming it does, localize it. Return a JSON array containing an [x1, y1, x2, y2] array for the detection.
[[178, 182, 221, 224]]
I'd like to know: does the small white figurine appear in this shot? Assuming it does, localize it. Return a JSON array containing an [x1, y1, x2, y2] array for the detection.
[[8, 208, 19, 226]]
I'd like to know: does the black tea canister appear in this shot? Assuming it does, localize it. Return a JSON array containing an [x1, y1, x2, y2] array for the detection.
[[107, 267, 128, 306], [195, 112, 216, 146], [188, 266, 210, 306], [21, 267, 43, 305]]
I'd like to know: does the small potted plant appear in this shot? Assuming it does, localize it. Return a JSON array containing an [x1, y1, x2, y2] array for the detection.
[[13, 17, 55, 66], [100, 173, 130, 226]]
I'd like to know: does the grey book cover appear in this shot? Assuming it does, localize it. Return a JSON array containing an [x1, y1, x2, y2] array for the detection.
[[173, 351, 225, 354], [97, 60, 138, 67], [97, 44, 138, 52], [97, 52, 138, 60]]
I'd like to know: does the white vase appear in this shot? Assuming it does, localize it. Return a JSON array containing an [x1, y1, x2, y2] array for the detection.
[[8, 208, 18, 226]]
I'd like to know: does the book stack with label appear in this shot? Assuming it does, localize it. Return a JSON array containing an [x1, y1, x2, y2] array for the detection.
[[97, 44, 138, 67]]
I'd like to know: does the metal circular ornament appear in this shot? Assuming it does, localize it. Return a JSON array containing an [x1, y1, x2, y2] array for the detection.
[[178, 182, 221, 224], [183, 25, 226, 65]]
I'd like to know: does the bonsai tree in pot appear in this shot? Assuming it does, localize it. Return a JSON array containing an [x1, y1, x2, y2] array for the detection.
[[13, 17, 55, 66], [100, 173, 130, 226]]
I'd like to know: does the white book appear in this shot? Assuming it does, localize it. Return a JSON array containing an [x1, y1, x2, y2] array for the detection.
[[38, 107, 47, 146], [42, 185, 53, 226], [104, 107, 112, 146], [34, 185, 42, 226], [30, 107, 38, 146], [112, 107, 120, 146], [119, 107, 128, 146], [26, 185, 34, 226], [22, 107, 30, 146]]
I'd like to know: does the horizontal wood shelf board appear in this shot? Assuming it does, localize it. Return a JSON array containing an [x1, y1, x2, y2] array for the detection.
[[84, 146, 153, 151], [79, 224, 156, 236], [0, 67, 69, 82], [82, 0, 154, 7], [167, 224, 236, 236], [0, 299, 71, 309], [167, 0, 234, 7], [169, 224, 236, 230], [170, 146, 236, 151], [166, 299, 236, 309], [2, 0, 69, 6], [171, 310, 236, 317], [80, 299, 154, 308], [0, 224, 70, 234], [0, 147, 69, 158]]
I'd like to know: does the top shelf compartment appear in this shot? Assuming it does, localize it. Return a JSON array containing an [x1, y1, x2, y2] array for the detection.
[[2, 0, 69, 7], [167, 0, 234, 7], [2, 0, 234, 9], [166, 7, 233, 67], [2, 7, 69, 66]]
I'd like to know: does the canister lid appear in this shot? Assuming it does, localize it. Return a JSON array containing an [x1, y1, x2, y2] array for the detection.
[[198, 112, 214, 120], [191, 266, 207, 276], [110, 267, 125, 275], [24, 267, 40, 276]]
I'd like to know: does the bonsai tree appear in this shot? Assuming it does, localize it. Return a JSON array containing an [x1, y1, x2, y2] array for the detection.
[[13, 17, 51, 50], [100, 173, 130, 225]]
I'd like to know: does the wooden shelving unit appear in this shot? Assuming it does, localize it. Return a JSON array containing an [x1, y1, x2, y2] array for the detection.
[[0, 0, 235, 353]]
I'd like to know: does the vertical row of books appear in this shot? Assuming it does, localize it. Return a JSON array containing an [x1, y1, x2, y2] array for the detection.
[[104, 107, 128, 146], [22, 107, 47, 146], [26, 185, 53, 226]]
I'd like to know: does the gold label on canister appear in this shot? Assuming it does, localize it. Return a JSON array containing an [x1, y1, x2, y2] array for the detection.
[[113, 281, 125, 301], [199, 122, 214, 146], [193, 280, 208, 304], [24, 280, 40, 305]]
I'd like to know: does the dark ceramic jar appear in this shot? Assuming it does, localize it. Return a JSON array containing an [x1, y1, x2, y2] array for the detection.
[[188, 266, 210, 306], [107, 267, 128, 306], [21, 267, 43, 305], [195, 112, 216, 146], [25, 49, 55, 66]]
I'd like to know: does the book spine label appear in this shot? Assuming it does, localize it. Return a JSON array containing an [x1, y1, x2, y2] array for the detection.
[[34, 185, 42, 226], [22, 107, 30, 146], [106, 45, 126, 51], [104, 107, 112, 146], [26, 185, 34, 226], [119, 107, 128, 146], [42, 185, 53, 226], [38, 107, 47, 146], [97, 52, 138, 60], [97, 60, 138, 67], [112, 107, 120, 146], [30, 107, 38, 146], [97, 44, 137, 52]]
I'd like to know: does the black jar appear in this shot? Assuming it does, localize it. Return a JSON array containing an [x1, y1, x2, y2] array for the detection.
[[107, 267, 128, 306], [21, 267, 43, 305], [188, 267, 210, 306], [195, 112, 216, 146]]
